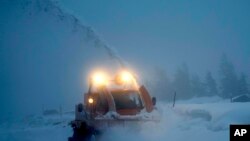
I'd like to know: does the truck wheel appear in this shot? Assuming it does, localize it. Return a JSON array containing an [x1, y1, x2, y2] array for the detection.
[[68, 137, 74, 141]]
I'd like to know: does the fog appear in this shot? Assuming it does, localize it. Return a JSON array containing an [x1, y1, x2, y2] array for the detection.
[[0, 0, 123, 120], [60, 0, 250, 76], [0, 0, 250, 123]]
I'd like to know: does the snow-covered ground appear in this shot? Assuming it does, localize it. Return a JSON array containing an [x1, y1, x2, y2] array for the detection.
[[1, 97, 250, 141], [1, 1, 250, 140], [0, 113, 73, 141], [101, 97, 250, 141]]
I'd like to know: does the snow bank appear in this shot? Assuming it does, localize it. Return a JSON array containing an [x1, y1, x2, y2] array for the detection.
[[100, 100, 250, 141], [0, 98, 250, 141], [0, 114, 73, 141]]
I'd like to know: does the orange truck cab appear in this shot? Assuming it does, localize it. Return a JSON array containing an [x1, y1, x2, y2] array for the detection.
[[69, 70, 159, 141], [85, 85, 155, 117]]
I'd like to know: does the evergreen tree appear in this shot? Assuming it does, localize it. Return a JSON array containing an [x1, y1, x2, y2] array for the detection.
[[173, 63, 192, 99], [238, 73, 249, 94], [219, 54, 238, 98], [146, 67, 173, 101], [205, 71, 218, 96], [191, 74, 206, 97]]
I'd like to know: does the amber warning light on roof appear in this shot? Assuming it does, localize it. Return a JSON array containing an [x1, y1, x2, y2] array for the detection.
[[90, 70, 137, 87]]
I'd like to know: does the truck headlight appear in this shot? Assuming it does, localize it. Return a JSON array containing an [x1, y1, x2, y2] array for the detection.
[[92, 72, 108, 86], [115, 71, 134, 85], [121, 71, 133, 83]]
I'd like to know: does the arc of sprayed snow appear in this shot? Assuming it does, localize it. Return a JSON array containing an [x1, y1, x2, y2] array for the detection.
[[53, 0, 126, 68], [102, 44, 125, 68], [90, 31, 125, 68], [57, 6, 126, 68], [23, 0, 126, 68]]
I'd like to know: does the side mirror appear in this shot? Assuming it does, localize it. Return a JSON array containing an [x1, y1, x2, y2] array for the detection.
[[152, 97, 156, 106], [77, 103, 83, 112]]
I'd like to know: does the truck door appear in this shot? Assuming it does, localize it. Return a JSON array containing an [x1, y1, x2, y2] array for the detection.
[[139, 85, 154, 113]]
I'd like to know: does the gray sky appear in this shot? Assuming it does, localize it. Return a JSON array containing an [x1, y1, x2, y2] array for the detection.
[[0, 0, 250, 120], [61, 0, 250, 77]]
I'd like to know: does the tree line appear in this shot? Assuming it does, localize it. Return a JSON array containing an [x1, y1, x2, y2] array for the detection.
[[147, 54, 249, 100]]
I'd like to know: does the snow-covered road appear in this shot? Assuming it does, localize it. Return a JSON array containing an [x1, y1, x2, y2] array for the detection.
[[1, 97, 250, 141], [101, 99, 248, 141]]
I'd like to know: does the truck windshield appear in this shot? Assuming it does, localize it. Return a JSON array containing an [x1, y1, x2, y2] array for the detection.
[[111, 91, 143, 110]]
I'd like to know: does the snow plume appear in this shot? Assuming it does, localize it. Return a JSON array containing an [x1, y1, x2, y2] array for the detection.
[[94, 40, 125, 68], [20, 0, 124, 67], [0, 0, 125, 120]]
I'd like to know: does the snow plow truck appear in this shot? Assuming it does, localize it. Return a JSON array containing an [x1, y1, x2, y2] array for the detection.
[[68, 70, 160, 141]]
